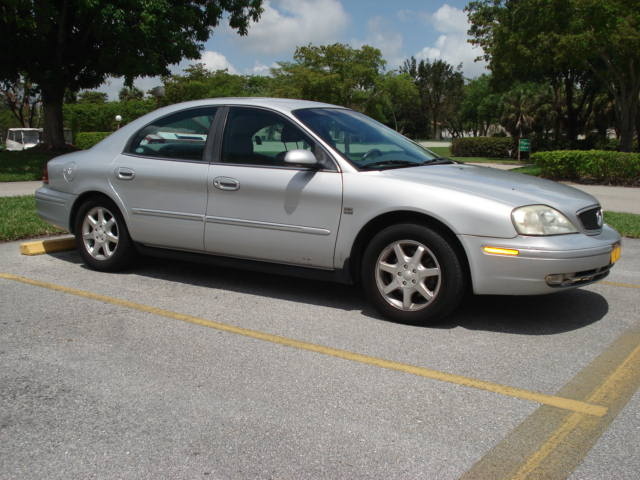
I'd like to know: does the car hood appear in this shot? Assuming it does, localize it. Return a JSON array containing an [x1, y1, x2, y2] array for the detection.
[[381, 164, 599, 212]]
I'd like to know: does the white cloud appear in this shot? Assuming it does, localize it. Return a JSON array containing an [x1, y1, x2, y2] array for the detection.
[[358, 17, 404, 68], [199, 50, 238, 73], [248, 61, 278, 76], [229, 0, 349, 54], [416, 4, 487, 78], [430, 4, 468, 34]]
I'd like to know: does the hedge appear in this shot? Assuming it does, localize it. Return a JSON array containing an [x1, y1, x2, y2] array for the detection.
[[532, 150, 640, 186], [75, 132, 111, 149], [64, 99, 156, 133], [451, 137, 513, 158]]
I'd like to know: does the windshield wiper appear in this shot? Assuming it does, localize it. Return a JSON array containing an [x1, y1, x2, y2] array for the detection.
[[421, 157, 455, 165], [360, 160, 419, 170]]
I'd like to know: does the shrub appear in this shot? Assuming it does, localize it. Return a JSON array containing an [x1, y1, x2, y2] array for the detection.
[[451, 137, 513, 158], [532, 150, 640, 186], [64, 99, 156, 133], [75, 132, 111, 149]]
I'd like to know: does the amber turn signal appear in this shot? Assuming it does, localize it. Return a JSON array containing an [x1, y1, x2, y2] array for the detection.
[[482, 246, 520, 256]]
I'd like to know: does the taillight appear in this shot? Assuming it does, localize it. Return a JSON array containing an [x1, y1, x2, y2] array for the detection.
[[42, 162, 49, 184]]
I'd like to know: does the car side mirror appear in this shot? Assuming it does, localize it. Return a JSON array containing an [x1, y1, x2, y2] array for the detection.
[[284, 149, 319, 168], [254, 135, 262, 145]]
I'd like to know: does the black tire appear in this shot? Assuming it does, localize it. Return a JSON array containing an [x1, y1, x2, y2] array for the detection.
[[361, 223, 466, 324], [74, 195, 135, 272]]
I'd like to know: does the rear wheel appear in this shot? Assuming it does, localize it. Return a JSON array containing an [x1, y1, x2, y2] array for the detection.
[[74, 197, 135, 271], [361, 223, 465, 324]]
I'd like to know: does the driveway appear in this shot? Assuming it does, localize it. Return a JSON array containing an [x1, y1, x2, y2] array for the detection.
[[562, 182, 640, 214], [0, 181, 42, 197]]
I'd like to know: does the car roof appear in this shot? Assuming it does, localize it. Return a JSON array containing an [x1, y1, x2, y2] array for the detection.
[[159, 97, 343, 114]]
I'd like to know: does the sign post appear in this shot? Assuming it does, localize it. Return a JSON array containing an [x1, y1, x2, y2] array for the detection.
[[518, 138, 530, 162]]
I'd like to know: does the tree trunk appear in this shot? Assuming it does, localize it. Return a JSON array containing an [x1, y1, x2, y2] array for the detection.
[[616, 98, 637, 152], [564, 77, 579, 145], [41, 86, 66, 149], [636, 114, 640, 152], [612, 80, 639, 152]]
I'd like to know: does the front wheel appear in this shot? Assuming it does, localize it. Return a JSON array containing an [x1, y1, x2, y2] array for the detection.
[[361, 223, 466, 324], [74, 197, 135, 271]]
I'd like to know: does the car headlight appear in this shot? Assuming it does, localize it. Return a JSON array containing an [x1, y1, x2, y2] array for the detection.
[[511, 205, 578, 235]]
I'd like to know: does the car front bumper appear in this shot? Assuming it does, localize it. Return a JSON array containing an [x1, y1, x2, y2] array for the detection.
[[459, 225, 622, 295]]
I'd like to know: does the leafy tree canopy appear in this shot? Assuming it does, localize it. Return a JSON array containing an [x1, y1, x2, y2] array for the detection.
[[160, 64, 253, 106], [467, 0, 640, 150], [78, 91, 108, 104], [271, 44, 386, 111], [119, 86, 144, 102], [0, 0, 263, 147], [400, 57, 464, 139]]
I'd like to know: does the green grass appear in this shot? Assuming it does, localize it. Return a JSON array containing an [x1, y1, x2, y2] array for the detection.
[[604, 211, 640, 238], [0, 195, 66, 242], [0, 150, 58, 182], [425, 146, 452, 157], [509, 165, 542, 176]]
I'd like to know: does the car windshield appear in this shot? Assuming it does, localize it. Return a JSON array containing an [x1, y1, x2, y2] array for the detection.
[[293, 108, 440, 169]]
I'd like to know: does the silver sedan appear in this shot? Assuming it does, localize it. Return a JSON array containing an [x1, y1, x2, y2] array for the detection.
[[36, 98, 622, 324]]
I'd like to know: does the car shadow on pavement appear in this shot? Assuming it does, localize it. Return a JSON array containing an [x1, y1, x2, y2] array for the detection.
[[441, 290, 609, 335], [52, 252, 609, 336]]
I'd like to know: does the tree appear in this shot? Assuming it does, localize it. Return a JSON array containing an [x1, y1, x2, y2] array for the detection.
[[467, 0, 597, 145], [271, 44, 386, 111], [78, 91, 108, 104], [459, 74, 502, 136], [401, 57, 464, 139], [467, 0, 640, 151], [499, 82, 555, 155], [0, 1, 263, 148], [1, 75, 41, 127], [376, 73, 420, 134], [161, 64, 249, 106], [119, 86, 144, 102]]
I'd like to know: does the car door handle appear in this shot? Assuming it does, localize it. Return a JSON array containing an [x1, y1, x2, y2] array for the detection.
[[116, 167, 135, 180], [213, 177, 240, 191]]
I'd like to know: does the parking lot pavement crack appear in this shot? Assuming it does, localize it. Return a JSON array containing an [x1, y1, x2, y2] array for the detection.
[[0, 272, 609, 419]]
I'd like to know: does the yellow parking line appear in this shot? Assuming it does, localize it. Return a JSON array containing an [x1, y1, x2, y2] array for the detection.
[[20, 236, 75, 256], [601, 280, 640, 289], [0, 272, 607, 417], [460, 327, 640, 480], [509, 341, 640, 479]]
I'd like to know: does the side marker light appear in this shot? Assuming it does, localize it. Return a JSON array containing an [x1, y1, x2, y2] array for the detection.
[[483, 246, 520, 256]]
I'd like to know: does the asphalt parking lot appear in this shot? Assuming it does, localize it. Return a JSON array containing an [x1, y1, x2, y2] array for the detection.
[[1, 237, 639, 479]]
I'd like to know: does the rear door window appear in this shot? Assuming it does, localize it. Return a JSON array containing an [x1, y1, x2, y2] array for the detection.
[[128, 107, 218, 161]]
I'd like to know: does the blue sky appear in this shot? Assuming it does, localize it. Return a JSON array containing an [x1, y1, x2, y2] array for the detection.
[[100, 1, 486, 98]]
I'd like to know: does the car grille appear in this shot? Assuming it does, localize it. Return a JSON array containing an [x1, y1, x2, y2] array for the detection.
[[578, 207, 602, 231]]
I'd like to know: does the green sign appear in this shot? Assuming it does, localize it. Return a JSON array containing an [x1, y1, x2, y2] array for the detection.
[[519, 139, 530, 152]]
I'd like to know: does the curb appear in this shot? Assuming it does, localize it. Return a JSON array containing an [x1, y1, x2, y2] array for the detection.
[[20, 236, 76, 256]]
